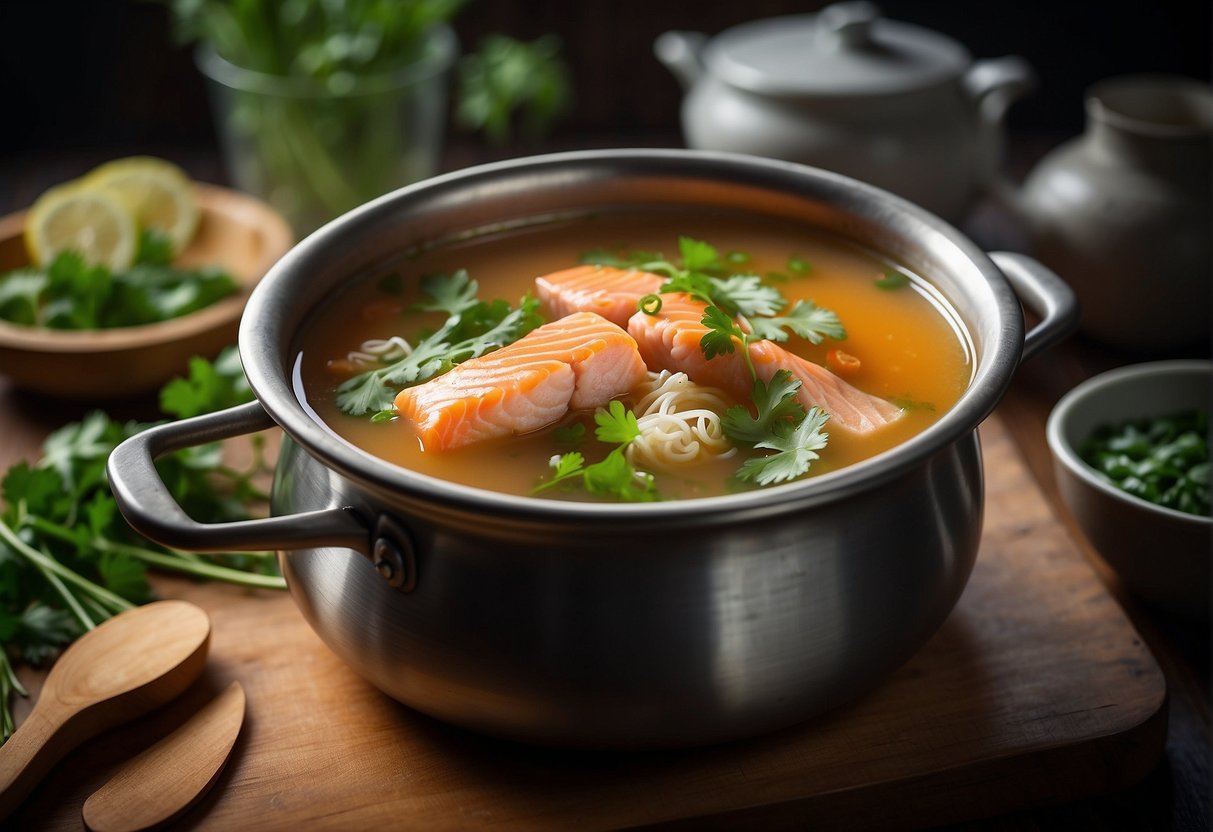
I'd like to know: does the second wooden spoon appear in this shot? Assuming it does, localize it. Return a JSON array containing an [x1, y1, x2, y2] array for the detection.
[[0, 600, 211, 820]]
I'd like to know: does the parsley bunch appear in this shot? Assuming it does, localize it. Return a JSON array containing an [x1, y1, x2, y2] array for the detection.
[[0, 346, 284, 741], [336, 269, 544, 416], [0, 231, 238, 330]]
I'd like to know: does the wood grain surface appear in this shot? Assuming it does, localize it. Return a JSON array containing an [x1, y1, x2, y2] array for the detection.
[[1, 412, 1168, 831]]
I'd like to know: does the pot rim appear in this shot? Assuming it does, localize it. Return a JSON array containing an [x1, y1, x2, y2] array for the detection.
[[240, 148, 1023, 524]]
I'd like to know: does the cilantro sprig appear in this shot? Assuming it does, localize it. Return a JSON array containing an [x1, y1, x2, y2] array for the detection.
[[533, 401, 658, 501], [585, 236, 787, 319], [336, 269, 544, 416], [0, 346, 285, 742], [0, 230, 239, 330], [723, 370, 832, 486], [602, 236, 846, 372]]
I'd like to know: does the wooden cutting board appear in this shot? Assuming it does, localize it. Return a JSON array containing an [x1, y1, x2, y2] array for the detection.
[[10, 414, 1166, 831]]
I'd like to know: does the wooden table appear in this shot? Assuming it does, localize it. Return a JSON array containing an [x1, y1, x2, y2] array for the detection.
[[0, 146, 1208, 830]]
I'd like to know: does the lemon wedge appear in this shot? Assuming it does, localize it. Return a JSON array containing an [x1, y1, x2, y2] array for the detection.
[[84, 157, 200, 255], [25, 183, 138, 271]]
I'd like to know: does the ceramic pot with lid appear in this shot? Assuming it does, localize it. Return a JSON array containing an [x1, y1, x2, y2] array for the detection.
[[655, 1, 1034, 222], [107, 150, 1076, 749]]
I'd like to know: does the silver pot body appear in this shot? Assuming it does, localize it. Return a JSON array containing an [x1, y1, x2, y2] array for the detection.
[[108, 150, 1077, 748]]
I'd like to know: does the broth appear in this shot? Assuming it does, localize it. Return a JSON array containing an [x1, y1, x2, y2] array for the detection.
[[294, 211, 972, 500]]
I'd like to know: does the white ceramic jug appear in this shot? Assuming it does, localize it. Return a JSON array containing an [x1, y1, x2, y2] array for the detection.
[[1014, 74, 1212, 352], [655, 2, 1034, 223]]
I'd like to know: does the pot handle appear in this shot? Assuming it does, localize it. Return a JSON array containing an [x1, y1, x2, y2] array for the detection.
[[107, 401, 370, 555], [989, 251, 1079, 362]]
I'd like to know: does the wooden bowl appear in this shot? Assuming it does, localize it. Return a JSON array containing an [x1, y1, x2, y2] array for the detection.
[[0, 183, 293, 399]]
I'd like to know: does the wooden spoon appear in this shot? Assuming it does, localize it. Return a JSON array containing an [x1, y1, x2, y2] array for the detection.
[[0, 600, 211, 820], [82, 681, 245, 832]]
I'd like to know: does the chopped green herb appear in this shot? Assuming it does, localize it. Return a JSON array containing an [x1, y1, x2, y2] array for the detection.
[[874, 270, 911, 290], [725, 250, 751, 266], [638, 294, 663, 315], [787, 256, 811, 275], [764, 271, 790, 284], [1080, 409, 1209, 516], [553, 422, 586, 446], [370, 410, 396, 423]]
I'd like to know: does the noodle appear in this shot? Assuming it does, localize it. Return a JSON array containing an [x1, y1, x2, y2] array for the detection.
[[627, 371, 736, 470], [347, 335, 413, 366]]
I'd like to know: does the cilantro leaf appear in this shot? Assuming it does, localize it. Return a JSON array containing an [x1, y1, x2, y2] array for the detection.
[[0, 246, 238, 331], [657, 270, 715, 305], [736, 406, 831, 485], [583, 447, 658, 501], [594, 400, 640, 445], [723, 371, 807, 448], [159, 346, 253, 419], [12, 604, 79, 665], [708, 274, 785, 317], [747, 300, 846, 345], [678, 236, 721, 273], [553, 422, 586, 446], [135, 229, 175, 266], [532, 451, 585, 493], [411, 270, 479, 316], [874, 270, 910, 290], [0, 270, 45, 326], [699, 305, 745, 360]]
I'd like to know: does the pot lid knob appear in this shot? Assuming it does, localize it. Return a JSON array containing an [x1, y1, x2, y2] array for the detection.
[[817, 1, 879, 48]]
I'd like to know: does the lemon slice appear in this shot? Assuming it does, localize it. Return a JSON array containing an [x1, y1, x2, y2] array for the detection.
[[84, 157, 199, 255], [25, 183, 138, 271]]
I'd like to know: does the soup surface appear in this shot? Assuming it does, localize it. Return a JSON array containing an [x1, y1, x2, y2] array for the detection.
[[294, 211, 972, 500]]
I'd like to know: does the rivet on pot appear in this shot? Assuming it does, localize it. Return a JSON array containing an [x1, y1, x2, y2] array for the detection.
[[370, 515, 417, 593]]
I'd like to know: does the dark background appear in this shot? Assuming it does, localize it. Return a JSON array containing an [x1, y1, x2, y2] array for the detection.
[[1, 0, 1209, 163]]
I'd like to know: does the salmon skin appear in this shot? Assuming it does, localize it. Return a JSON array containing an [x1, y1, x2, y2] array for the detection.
[[396, 311, 648, 452], [628, 294, 903, 437], [535, 265, 665, 328]]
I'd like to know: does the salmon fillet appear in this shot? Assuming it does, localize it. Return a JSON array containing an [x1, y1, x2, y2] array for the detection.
[[535, 265, 666, 328], [395, 311, 648, 451], [628, 295, 902, 437]]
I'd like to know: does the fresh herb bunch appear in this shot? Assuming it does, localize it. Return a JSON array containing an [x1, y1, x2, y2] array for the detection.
[[0, 230, 237, 329], [456, 33, 572, 144], [165, 0, 572, 232], [0, 346, 283, 741], [1080, 408, 1210, 517], [336, 269, 544, 416]]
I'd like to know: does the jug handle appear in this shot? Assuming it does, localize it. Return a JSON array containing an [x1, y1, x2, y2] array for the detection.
[[989, 251, 1080, 363], [964, 56, 1035, 126], [107, 401, 370, 555], [654, 31, 709, 90], [965, 56, 1036, 214]]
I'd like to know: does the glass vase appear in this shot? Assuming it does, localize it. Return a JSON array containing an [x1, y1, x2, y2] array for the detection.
[[197, 26, 457, 236]]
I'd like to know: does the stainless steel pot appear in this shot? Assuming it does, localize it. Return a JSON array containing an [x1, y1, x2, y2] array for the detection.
[[108, 150, 1077, 749]]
